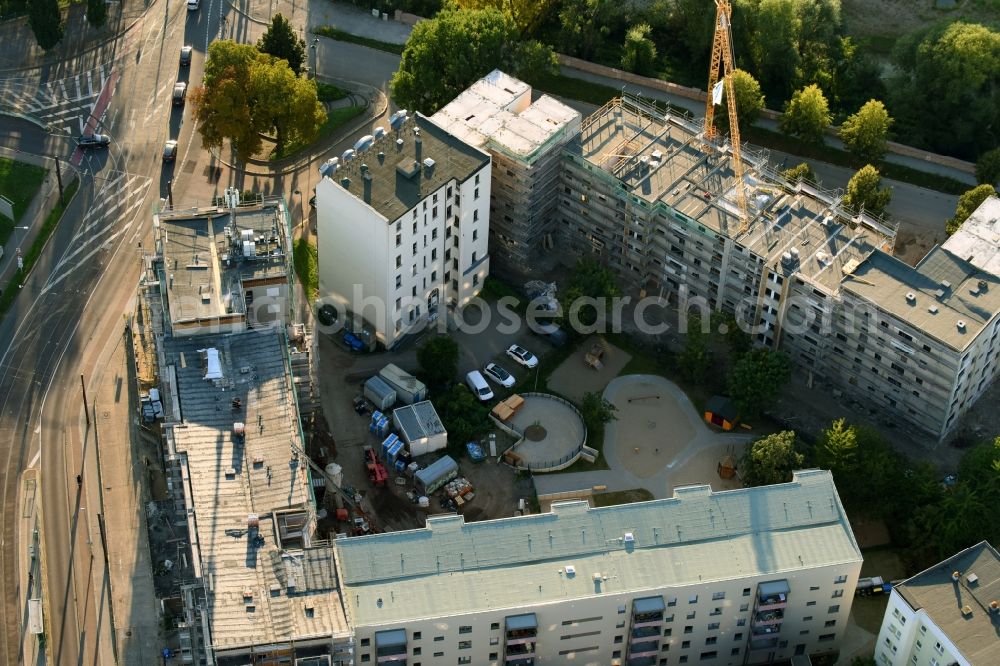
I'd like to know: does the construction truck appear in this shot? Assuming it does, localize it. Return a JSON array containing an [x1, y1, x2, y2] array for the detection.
[[364, 445, 388, 487]]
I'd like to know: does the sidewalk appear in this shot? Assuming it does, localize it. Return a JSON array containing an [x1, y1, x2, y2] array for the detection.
[[95, 327, 161, 663], [0, 148, 61, 294], [231, 0, 413, 43]]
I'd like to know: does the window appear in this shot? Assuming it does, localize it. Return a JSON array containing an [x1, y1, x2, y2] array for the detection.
[[432, 206, 438, 219], [739, 604, 749, 612], [396, 255, 402, 268], [396, 274, 402, 289], [473, 274, 479, 287], [731, 648, 741, 656], [433, 653, 443, 658], [700, 651, 717, 661], [810, 586, 820, 591], [414, 632, 422, 640], [474, 188, 479, 199], [475, 174, 480, 185], [458, 657, 471, 665], [829, 605, 840, 614], [679, 656, 688, 663], [832, 589, 844, 598], [803, 616, 813, 622], [664, 628, 672, 637], [682, 641, 691, 649], [825, 620, 836, 628], [733, 633, 742, 641], [613, 650, 622, 658], [689, 595, 698, 604], [361, 655, 370, 663], [361, 639, 370, 647], [668, 597, 678, 607], [458, 641, 471, 649], [712, 591, 725, 600], [459, 626, 472, 634], [412, 222, 418, 234], [413, 647, 421, 656], [472, 229, 478, 241], [736, 619, 746, 627], [707, 623, 719, 631], [819, 634, 835, 642], [395, 298, 401, 311], [396, 233, 401, 247], [684, 626, 693, 634], [742, 588, 751, 597], [705, 637, 717, 646], [490, 622, 499, 631], [686, 612, 696, 620], [473, 210, 479, 222], [434, 636, 444, 642], [807, 601, 816, 607], [834, 575, 848, 584], [489, 638, 498, 646], [710, 608, 721, 616], [490, 653, 498, 661], [614, 635, 623, 644]]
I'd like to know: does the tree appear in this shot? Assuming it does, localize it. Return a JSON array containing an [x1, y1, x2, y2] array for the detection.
[[831, 37, 886, 117], [557, 0, 617, 60], [579, 391, 617, 445], [713, 312, 751, 358], [28, 0, 62, 50], [560, 258, 620, 329], [946, 184, 996, 235], [843, 165, 892, 218], [714, 69, 765, 133], [813, 418, 859, 478], [417, 336, 460, 390], [779, 84, 831, 144], [257, 13, 306, 75], [621, 23, 657, 76], [434, 384, 491, 454], [391, 6, 556, 114], [976, 147, 1000, 186], [86, 0, 107, 28], [191, 41, 325, 159], [840, 100, 893, 165], [726, 348, 790, 418], [451, 0, 559, 37], [741, 0, 802, 102], [781, 161, 815, 185], [678, 314, 711, 384], [740, 431, 804, 487]]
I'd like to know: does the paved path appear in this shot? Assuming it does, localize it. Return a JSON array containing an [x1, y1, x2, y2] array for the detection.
[[535, 374, 752, 500]]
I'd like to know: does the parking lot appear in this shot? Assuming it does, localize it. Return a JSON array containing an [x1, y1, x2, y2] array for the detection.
[[314, 301, 556, 533]]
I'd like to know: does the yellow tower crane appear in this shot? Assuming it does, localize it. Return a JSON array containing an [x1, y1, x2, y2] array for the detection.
[[703, 0, 750, 232]]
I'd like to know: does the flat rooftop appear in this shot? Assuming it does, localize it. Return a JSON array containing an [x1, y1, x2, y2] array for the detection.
[[393, 400, 445, 441], [431, 69, 581, 163], [571, 97, 896, 280], [335, 470, 861, 627], [332, 113, 490, 224], [895, 541, 1000, 665], [842, 247, 1000, 350], [165, 329, 349, 650], [941, 196, 1000, 276], [158, 205, 288, 323]]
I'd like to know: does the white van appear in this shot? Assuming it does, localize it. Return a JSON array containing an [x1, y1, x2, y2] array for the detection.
[[466, 370, 494, 402]]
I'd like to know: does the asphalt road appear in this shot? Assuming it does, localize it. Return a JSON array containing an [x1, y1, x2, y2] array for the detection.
[[0, 0, 223, 663]]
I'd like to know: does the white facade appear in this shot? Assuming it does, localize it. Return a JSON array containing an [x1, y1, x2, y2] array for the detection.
[[335, 470, 863, 666], [316, 115, 491, 349], [874, 541, 1000, 666]]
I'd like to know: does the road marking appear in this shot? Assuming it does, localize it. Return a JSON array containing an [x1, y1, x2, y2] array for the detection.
[[58, 80, 67, 100], [86, 71, 93, 97], [73, 74, 80, 99], [28, 451, 39, 469]]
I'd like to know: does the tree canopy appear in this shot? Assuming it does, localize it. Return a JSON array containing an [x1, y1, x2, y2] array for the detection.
[[976, 147, 1000, 186], [29, 0, 62, 50], [451, 0, 558, 38], [781, 161, 816, 185], [740, 431, 804, 487], [191, 41, 325, 158], [417, 336, 460, 390], [559, 258, 620, 329], [779, 84, 832, 145], [726, 348, 791, 418], [843, 165, 892, 218], [715, 69, 765, 133], [556, 0, 617, 60], [434, 384, 491, 455], [390, 6, 556, 114], [840, 99, 893, 165], [946, 184, 996, 236], [621, 23, 657, 76], [678, 314, 711, 384], [257, 13, 306, 75]]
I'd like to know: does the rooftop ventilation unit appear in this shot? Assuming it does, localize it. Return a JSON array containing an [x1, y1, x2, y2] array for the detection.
[[396, 138, 404, 151], [423, 158, 436, 169], [957, 320, 967, 332], [966, 573, 979, 585], [905, 292, 916, 303], [623, 532, 635, 544], [961, 605, 974, 617], [928, 305, 939, 314], [342, 149, 355, 162], [564, 565, 576, 576]]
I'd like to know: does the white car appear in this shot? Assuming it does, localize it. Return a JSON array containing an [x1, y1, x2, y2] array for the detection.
[[506, 344, 538, 369], [466, 370, 494, 402], [483, 363, 515, 388]]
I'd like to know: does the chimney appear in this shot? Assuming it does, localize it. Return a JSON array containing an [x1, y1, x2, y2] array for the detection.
[[362, 170, 372, 205], [340, 177, 351, 189]]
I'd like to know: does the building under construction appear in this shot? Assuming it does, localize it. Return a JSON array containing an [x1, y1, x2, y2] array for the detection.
[[432, 69, 581, 275], [558, 94, 1000, 440]]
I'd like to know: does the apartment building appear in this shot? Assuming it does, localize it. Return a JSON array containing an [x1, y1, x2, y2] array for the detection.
[[556, 92, 1000, 440], [875, 541, 1000, 666], [151, 199, 294, 336], [431, 69, 581, 275], [333, 470, 863, 666], [316, 113, 491, 350]]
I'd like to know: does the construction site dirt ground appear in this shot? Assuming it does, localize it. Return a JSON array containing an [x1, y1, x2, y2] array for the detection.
[[315, 333, 535, 534]]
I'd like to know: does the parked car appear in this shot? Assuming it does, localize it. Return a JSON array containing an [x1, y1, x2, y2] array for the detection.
[[179, 45, 193, 66], [483, 363, 515, 388], [172, 82, 187, 106], [465, 370, 494, 402], [162, 140, 178, 162], [187, 0, 199, 10], [77, 134, 110, 149], [506, 344, 538, 369], [532, 321, 568, 347]]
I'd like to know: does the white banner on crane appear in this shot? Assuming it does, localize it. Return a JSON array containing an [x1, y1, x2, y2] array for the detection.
[[712, 80, 725, 105]]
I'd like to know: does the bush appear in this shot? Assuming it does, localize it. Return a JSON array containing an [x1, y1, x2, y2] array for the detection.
[[976, 147, 1000, 186]]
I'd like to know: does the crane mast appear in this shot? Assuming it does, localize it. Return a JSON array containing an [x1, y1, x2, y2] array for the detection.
[[704, 0, 750, 232]]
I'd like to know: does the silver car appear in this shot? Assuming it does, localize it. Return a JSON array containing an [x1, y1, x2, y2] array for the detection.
[[506, 344, 538, 369], [483, 363, 515, 388]]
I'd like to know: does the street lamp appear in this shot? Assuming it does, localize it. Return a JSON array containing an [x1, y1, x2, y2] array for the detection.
[[310, 39, 319, 79]]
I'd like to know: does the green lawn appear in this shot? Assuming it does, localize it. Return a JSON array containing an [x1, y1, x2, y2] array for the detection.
[[316, 82, 349, 103], [312, 26, 405, 55], [0, 157, 47, 246], [0, 176, 78, 317], [271, 105, 365, 161], [293, 237, 319, 302], [592, 488, 655, 507]]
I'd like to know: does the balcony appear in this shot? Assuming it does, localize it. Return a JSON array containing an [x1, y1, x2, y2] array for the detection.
[[374, 628, 408, 664], [756, 580, 790, 612], [756, 596, 788, 612], [505, 641, 536, 655], [628, 640, 659, 656], [753, 609, 784, 626], [505, 635, 536, 647], [376, 655, 407, 664], [505, 657, 535, 666], [631, 626, 660, 640], [752, 624, 782, 637], [626, 656, 657, 666], [749, 636, 779, 651], [632, 618, 664, 630]]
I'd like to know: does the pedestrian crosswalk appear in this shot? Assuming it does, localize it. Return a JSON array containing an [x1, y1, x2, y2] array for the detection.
[[42, 169, 151, 294], [0, 62, 118, 136]]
